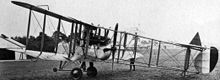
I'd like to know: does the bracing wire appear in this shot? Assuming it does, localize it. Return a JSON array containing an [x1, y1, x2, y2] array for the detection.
[[188, 51, 200, 67], [32, 12, 55, 36], [160, 48, 186, 67], [160, 49, 182, 67], [37, 4, 56, 35], [60, 22, 67, 36], [32, 12, 43, 30], [32, 19, 38, 35], [48, 17, 56, 31], [46, 17, 57, 35]]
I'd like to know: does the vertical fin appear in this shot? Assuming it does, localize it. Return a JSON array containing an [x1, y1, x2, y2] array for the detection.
[[190, 32, 201, 46]]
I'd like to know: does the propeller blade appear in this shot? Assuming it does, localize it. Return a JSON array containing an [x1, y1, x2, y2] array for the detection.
[[79, 24, 82, 40], [98, 28, 101, 37], [121, 33, 127, 58], [104, 29, 109, 38], [94, 28, 97, 35], [106, 30, 109, 37], [104, 29, 107, 37], [112, 23, 118, 71], [113, 24, 118, 47]]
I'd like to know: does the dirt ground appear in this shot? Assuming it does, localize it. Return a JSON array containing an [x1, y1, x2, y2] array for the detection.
[[0, 60, 220, 80]]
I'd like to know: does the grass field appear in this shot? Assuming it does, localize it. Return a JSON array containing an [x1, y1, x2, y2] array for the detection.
[[0, 59, 220, 80], [0, 48, 219, 80]]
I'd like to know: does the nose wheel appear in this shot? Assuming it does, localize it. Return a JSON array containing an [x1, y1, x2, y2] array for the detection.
[[70, 68, 83, 80]]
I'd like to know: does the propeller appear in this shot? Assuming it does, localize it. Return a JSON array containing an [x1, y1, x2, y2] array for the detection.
[[78, 24, 82, 40], [121, 33, 127, 58], [104, 29, 109, 38], [111, 23, 118, 71], [98, 28, 101, 37]]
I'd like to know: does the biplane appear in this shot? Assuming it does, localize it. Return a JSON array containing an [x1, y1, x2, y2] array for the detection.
[[1, 1, 218, 79]]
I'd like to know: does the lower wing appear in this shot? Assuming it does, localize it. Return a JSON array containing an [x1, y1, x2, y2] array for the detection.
[[9, 48, 71, 61]]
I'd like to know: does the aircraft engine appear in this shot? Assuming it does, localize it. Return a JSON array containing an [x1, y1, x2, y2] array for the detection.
[[97, 49, 111, 60], [194, 47, 218, 74]]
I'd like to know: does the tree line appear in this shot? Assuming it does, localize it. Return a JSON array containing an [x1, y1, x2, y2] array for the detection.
[[11, 31, 67, 52]]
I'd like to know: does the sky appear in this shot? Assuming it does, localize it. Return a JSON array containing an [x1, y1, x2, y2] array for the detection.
[[0, 0, 220, 48]]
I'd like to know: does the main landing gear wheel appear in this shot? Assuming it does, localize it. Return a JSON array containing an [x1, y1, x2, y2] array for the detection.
[[86, 67, 97, 77], [53, 67, 58, 72], [70, 68, 83, 80]]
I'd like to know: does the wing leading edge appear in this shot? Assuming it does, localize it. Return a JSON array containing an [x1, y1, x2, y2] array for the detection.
[[11, 1, 97, 30]]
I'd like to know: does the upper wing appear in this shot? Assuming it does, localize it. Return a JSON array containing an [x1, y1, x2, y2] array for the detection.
[[115, 31, 206, 51], [97, 26, 206, 51], [11, 1, 97, 30]]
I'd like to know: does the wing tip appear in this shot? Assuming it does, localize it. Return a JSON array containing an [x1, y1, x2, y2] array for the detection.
[[0, 34, 8, 39]]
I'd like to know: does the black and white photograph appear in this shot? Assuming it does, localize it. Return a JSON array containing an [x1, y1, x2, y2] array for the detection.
[[0, 0, 220, 80]]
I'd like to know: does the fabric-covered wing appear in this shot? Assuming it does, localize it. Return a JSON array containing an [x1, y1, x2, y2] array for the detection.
[[9, 48, 70, 61], [11, 1, 96, 30]]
